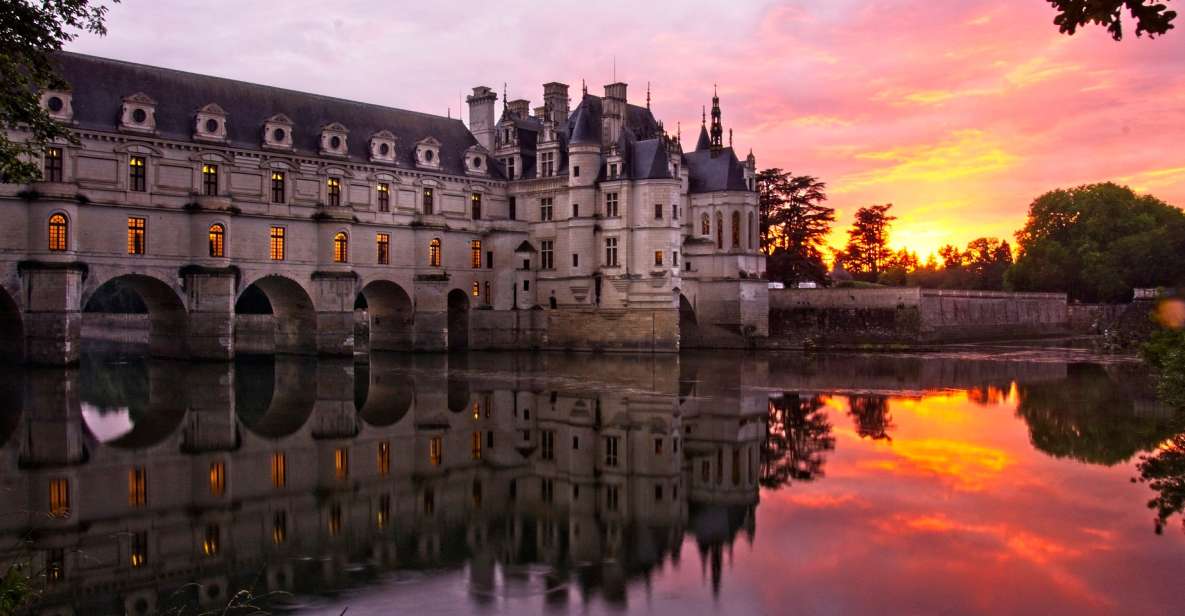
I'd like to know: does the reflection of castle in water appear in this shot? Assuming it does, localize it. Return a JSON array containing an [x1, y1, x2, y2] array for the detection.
[[0, 352, 766, 614]]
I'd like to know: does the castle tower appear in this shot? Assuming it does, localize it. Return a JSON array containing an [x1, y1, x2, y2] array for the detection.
[[466, 86, 497, 152], [709, 86, 723, 153]]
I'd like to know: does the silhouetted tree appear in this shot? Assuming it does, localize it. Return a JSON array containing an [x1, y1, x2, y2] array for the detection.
[[760, 392, 835, 488], [1135, 431, 1185, 534], [1048, 0, 1176, 40], [1007, 183, 1185, 302], [839, 204, 895, 282], [1, 1, 117, 182], [757, 168, 834, 285], [847, 395, 894, 441]]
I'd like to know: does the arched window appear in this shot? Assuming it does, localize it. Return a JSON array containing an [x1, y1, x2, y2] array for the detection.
[[748, 212, 755, 249], [48, 213, 68, 251], [715, 212, 724, 249], [732, 211, 741, 248], [429, 238, 442, 267], [333, 231, 349, 263], [701, 213, 710, 236], [208, 223, 225, 257]]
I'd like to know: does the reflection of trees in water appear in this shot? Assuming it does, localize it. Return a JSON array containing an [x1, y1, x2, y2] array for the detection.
[[1015, 364, 1185, 466], [79, 353, 149, 420], [761, 392, 835, 489], [847, 395, 893, 441], [967, 385, 1010, 406], [1136, 432, 1185, 535]]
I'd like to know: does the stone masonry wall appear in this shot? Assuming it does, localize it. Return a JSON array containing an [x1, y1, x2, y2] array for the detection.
[[544, 308, 679, 352]]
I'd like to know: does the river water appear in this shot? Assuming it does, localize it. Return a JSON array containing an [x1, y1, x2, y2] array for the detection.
[[1, 346, 1183, 615]]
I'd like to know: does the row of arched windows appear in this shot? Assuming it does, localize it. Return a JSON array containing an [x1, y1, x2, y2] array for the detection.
[[699, 210, 756, 250], [44, 214, 449, 265]]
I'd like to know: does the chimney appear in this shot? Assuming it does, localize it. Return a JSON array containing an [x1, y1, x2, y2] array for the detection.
[[507, 99, 531, 119], [466, 86, 497, 152], [601, 82, 628, 146], [543, 82, 570, 125]]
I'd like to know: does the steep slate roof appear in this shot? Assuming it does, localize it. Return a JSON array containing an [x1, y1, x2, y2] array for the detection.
[[568, 97, 601, 145], [631, 139, 672, 180], [694, 124, 711, 151], [684, 147, 749, 193], [51, 52, 496, 177]]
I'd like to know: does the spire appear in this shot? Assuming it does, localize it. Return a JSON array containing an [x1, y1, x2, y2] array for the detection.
[[702, 106, 706, 125], [710, 85, 723, 152], [677, 121, 681, 142], [646, 82, 651, 110], [502, 83, 508, 111], [729, 128, 733, 148], [582, 79, 587, 97]]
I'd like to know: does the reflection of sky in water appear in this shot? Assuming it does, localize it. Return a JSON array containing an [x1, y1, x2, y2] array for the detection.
[[81, 402, 134, 442]]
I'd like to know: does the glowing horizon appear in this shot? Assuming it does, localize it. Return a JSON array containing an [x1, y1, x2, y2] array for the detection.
[[67, 0, 1185, 259]]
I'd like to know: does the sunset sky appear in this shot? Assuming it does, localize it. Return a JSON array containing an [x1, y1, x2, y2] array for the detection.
[[68, 0, 1185, 258]]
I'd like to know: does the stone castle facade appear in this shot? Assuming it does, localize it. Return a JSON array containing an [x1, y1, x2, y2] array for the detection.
[[0, 52, 768, 363]]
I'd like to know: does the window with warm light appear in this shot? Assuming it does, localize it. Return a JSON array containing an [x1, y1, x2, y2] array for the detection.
[[377, 494, 390, 529], [128, 155, 146, 192], [655, 250, 664, 267], [202, 164, 218, 196], [48, 214, 67, 251], [271, 171, 285, 203], [470, 239, 482, 268], [329, 503, 342, 536], [327, 177, 342, 207], [128, 467, 147, 507], [377, 182, 390, 212], [333, 231, 349, 263], [429, 238, 441, 267], [208, 223, 225, 257], [49, 478, 70, 518], [701, 213, 710, 236], [471, 431, 482, 460], [429, 436, 443, 466], [376, 233, 390, 264], [44, 147, 63, 182], [271, 452, 286, 488], [127, 217, 146, 255], [378, 441, 390, 476], [471, 193, 482, 219], [203, 524, 220, 556], [209, 462, 225, 496], [334, 447, 349, 481], [422, 188, 434, 214], [130, 532, 147, 568], [471, 281, 480, 297], [272, 511, 287, 544], [269, 226, 285, 261], [47, 549, 65, 582]]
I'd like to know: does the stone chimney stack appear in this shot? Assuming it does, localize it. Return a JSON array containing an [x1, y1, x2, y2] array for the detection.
[[507, 99, 531, 119], [466, 86, 497, 152], [543, 82, 570, 125], [602, 82, 627, 146]]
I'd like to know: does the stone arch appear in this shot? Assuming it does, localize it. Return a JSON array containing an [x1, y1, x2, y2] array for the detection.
[[235, 355, 317, 439], [91, 358, 189, 451], [447, 289, 470, 351], [0, 283, 23, 362], [83, 274, 188, 358], [354, 362, 414, 427], [357, 280, 414, 352], [235, 275, 317, 355]]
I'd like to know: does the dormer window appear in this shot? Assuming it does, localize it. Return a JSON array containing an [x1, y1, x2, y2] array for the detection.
[[41, 90, 73, 122], [464, 145, 488, 175], [415, 137, 442, 169], [120, 93, 157, 134], [369, 130, 397, 164], [263, 114, 294, 150], [320, 123, 349, 157], [194, 103, 228, 142]]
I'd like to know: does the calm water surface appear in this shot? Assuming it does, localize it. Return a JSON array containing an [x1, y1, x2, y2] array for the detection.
[[1, 348, 1183, 615]]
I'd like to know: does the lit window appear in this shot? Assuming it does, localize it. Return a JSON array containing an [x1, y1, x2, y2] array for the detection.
[[377, 494, 390, 529], [47, 549, 64, 582], [44, 147, 63, 182], [329, 503, 342, 536], [209, 462, 225, 496], [327, 177, 342, 207], [376, 233, 390, 265], [377, 182, 390, 212], [272, 511, 287, 544], [604, 436, 619, 467], [128, 467, 147, 507], [130, 532, 147, 568], [271, 452, 286, 488], [269, 226, 286, 260], [540, 240, 554, 269], [378, 441, 391, 476], [334, 447, 349, 480], [605, 237, 618, 267], [429, 238, 442, 267], [128, 156, 146, 192], [422, 188, 434, 214], [208, 223, 225, 257], [49, 478, 70, 518], [333, 231, 349, 263], [471, 193, 482, 219], [540, 197, 553, 221], [48, 214, 68, 251], [203, 524, 220, 556], [605, 192, 619, 217], [701, 213, 710, 236], [654, 250, 663, 266], [429, 436, 443, 466], [472, 281, 480, 297], [471, 431, 482, 460], [471, 239, 482, 268], [127, 217, 146, 255], [202, 164, 218, 196], [271, 171, 285, 203]]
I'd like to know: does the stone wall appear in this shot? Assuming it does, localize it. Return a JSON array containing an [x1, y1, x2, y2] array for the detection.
[[769, 287, 1069, 346], [543, 308, 679, 352]]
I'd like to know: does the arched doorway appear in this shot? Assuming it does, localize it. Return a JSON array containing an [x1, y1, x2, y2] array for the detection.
[[83, 275, 188, 358], [679, 293, 699, 349], [357, 281, 414, 352], [0, 284, 23, 363], [235, 276, 317, 355], [447, 289, 470, 351]]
